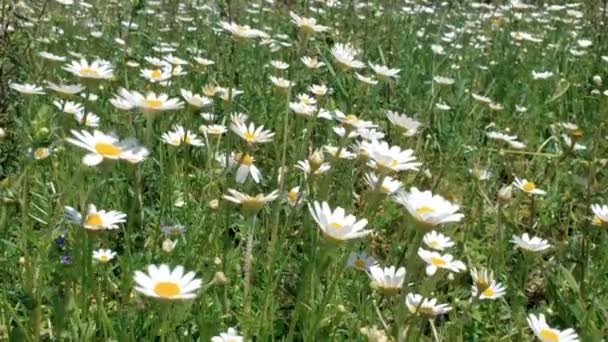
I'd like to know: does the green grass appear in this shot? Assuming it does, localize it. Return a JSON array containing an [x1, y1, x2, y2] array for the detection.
[[1, 0, 608, 340]]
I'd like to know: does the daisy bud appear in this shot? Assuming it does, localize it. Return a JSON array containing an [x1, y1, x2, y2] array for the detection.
[[593, 75, 602, 86], [19, 257, 26, 265], [0, 127, 5, 139], [212, 271, 229, 285], [214, 257, 222, 265], [498, 185, 512, 204], [591, 89, 601, 95], [208, 199, 219, 209], [162, 238, 177, 253], [309, 149, 325, 169]]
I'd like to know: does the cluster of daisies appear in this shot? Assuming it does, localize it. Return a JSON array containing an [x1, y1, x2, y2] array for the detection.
[[6, 0, 607, 340]]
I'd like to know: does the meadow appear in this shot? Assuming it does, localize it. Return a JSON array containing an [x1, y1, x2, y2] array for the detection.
[[1, 0, 608, 340]]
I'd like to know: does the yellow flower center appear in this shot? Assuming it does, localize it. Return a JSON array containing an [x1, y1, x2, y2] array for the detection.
[[145, 99, 163, 109], [287, 190, 298, 203], [330, 221, 344, 230], [354, 259, 366, 270], [34, 148, 49, 159], [151, 69, 163, 79], [539, 328, 559, 342], [428, 241, 440, 249], [153, 281, 181, 298], [80, 67, 99, 77], [94, 142, 122, 157], [592, 216, 603, 225], [243, 131, 256, 142], [202, 85, 216, 96], [99, 255, 109, 262], [416, 206, 435, 215], [522, 181, 536, 192], [344, 114, 359, 123], [481, 287, 495, 297], [241, 154, 253, 166], [85, 213, 103, 227], [430, 257, 446, 266]]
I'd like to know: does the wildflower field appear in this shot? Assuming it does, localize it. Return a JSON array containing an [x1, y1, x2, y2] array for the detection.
[[2, 0, 608, 340]]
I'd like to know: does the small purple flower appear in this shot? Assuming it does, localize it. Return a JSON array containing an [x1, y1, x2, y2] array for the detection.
[[60, 254, 72, 264], [55, 235, 67, 249]]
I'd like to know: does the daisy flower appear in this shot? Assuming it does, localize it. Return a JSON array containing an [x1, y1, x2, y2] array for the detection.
[[423, 231, 455, 251], [289, 11, 329, 33], [133, 264, 202, 300], [385, 111, 421, 137], [334, 110, 377, 130], [308, 84, 330, 96], [93, 249, 117, 263], [527, 313, 579, 342], [418, 248, 466, 276], [308, 201, 371, 242], [140, 65, 172, 83], [393, 188, 464, 228], [9, 82, 45, 95], [53, 100, 84, 114], [234, 153, 262, 184], [591, 204, 608, 226], [46, 81, 85, 96], [532, 70, 554, 80], [269, 76, 293, 89], [193, 56, 215, 67], [223, 189, 279, 211], [39, 51, 66, 62], [331, 43, 365, 70], [363, 172, 403, 195], [369, 265, 406, 294], [511, 233, 551, 252], [199, 124, 228, 137], [64, 204, 126, 231], [301, 56, 325, 69], [211, 327, 243, 342], [113, 88, 184, 113], [161, 125, 205, 147], [63, 58, 114, 80], [347, 251, 377, 271], [74, 111, 100, 127], [290, 102, 317, 118], [295, 159, 331, 176], [219, 21, 268, 39], [369, 62, 400, 81], [66, 129, 148, 166], [470, 267, 506, 300], [513, 178, 546, 196], [230, 121, 275, 145], [355, 73, 378, 85], [486, 131, 527, 149], [362, 140, 420, 173], [406, 293, 452, 318], [286, 186, 303, 207], [32, 147, 51, 160]]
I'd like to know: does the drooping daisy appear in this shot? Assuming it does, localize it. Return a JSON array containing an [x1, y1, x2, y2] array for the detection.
[[290, 101, 317, 118], [199, 124, 228, 138], [93, 249, 117, 263], [368, 265, 406, 294], [418, 248, 466, 276], [527, 313, 579, 342], [216, 87, 244, 102], [363, 172, 403, 195], [269, 76, 293, 89], [39, 51, 66, 62], [64, 204, 126, 231], [406, 293, 452, 318], [193, 56, 215, 67], [289, 11, 329, 33], [219, 21, 268, 39], [591, 204, 608, 226], [112, 88, 184, 113], [347, 251, 377, 271], [211, 327, 244, 342], [369, 62, 400, 81], [223, 189, 279, 211], [9, 82, 45, 95], [362, 140, 421, 173], [423, 231, 455, 251], [385, 111, 421, 137], [230, 121, 275, 145], [331, 43, 365, 71], [532, 70, 554, 80], [513, 178, 546, 196], [161, 125, 205, 147], [270, 60, 289, 70], [323, 145, 356, 160], [334, 110, 377, 130], [66, 129, 148, 166], [470, 267, 506, 300], [234, 153, 262, 184], [63, 58, 114, 80], [133, 264, 202, 300], [511, 233, 551, 253], [486, 131, 527, 150], [295, 159, 331, 176], [286, 186, 304, 207], [308, 201, 371, 242], [301, 56, 325, 69], [393, 188, 464, 228], [74, 111, 100, 127], [355, 73, 378, 85]]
